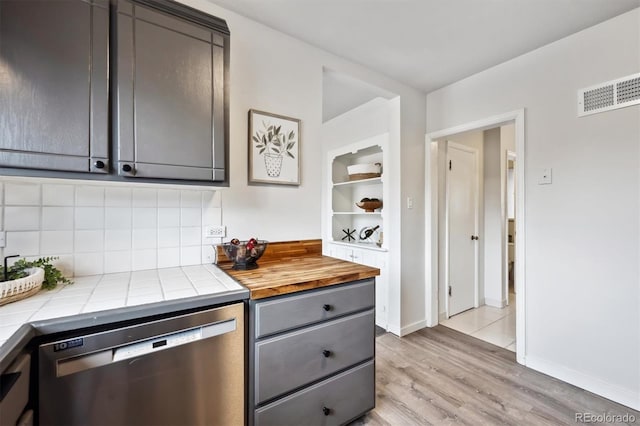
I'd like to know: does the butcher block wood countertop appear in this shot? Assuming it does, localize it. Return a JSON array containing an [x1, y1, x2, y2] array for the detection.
[[215, 239, 380, 299]]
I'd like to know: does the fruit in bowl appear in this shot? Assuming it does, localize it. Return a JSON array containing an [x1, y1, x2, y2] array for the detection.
[[220, 238, 268, 270]]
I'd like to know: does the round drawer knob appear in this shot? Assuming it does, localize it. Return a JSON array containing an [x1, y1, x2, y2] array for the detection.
[[94, 160, 105, 169], [322, 349, 332, 358], [322, 407, 331, 416], [122, 164, 133, 172], [323, 304, 332, 312]]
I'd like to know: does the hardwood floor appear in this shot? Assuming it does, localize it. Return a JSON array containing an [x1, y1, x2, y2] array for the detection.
[[351, 326, 639, 425]]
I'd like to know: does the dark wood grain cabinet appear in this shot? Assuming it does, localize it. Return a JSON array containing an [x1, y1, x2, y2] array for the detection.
[[0, 0, 110, 174], [0, 0, 229, 184]]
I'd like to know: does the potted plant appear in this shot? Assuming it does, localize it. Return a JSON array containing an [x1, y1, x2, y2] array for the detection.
[[252, 121, 297, 177], [0, 257, 71, 305]]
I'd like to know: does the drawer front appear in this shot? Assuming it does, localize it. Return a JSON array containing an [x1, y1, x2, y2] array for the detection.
[[255, 360, 374, 426], [254, 279, 374, 338], [0, 353, 31, 426], [255, 309, 374, 404]]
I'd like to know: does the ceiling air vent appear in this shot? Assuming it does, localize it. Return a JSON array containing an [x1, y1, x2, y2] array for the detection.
[[578, 72, 640, 117]]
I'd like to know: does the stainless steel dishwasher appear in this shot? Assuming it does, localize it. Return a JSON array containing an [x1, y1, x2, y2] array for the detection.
[[39, 302, 245, 426]]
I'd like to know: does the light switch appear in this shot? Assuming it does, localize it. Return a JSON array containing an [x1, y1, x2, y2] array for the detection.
[[407, 197, 414, 209], [538, 168, 552, 185]]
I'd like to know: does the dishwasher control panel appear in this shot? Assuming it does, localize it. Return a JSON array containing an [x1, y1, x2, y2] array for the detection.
[[113, 328, 202, 362]]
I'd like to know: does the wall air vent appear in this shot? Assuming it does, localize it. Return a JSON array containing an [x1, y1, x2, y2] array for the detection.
[[578, 73, 640, 117]]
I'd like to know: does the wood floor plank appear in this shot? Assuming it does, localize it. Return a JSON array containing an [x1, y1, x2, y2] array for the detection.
[[350, 325, 640, 425]]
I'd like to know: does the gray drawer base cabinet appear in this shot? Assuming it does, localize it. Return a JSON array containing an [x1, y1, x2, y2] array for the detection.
[[249, 279, 376, 426]]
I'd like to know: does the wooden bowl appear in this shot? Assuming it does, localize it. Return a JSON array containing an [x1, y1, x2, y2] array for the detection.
[[355, 200, 382, 212]]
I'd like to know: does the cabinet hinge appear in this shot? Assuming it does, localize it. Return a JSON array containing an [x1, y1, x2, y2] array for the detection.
[[449, 160, 452, 170], [448, 286, 452, 296]]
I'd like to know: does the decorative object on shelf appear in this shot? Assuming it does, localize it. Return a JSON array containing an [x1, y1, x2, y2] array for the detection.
[[347, 163, 381, 181], [249, 109, 301, 185], [0, 256, 72, 306], [220, 238, 269, 270], [359, 225, 380, 242], [341, 228, 356, 242], [355, 197, 382, 212]]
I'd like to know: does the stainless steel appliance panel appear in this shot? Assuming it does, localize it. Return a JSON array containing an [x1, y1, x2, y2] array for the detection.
[[39, 302, 244, 426]]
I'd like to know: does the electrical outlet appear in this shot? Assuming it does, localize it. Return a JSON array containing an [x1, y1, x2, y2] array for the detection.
[[204, 225, 226, 238]]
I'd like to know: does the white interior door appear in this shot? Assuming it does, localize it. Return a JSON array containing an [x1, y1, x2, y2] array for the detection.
[[447, 142, 479, 317]]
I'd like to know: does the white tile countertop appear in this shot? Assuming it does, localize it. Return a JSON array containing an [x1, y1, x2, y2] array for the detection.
[[0, 264, 246, 349]]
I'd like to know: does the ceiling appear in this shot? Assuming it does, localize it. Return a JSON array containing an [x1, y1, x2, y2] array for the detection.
[[208, 0, 640, 93]]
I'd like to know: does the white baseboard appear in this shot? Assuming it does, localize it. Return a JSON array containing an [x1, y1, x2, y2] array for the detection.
[[387, 323, 401, 337], [485, 297, 505, 308], [526, 355, 640, 411], [400, 319, 428, 337]]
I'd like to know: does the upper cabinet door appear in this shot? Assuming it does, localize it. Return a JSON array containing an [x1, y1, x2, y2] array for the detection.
[[115, 0, 228, 182], [0, 0, 110, 173]]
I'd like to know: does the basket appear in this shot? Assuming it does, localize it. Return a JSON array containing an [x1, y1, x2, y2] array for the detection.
[[0, 267, 45, 306]]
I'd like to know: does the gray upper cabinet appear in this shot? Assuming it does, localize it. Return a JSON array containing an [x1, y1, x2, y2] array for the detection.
[[115, 0, 229, 182], [0, 0, 110, 174]]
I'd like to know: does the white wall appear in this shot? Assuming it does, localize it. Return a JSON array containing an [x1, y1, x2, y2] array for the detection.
[[427, 8, 640, 409], [177, 0, 427, 335]]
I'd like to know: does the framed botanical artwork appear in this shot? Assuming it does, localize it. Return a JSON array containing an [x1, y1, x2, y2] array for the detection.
[[248, 109, 301, 185]]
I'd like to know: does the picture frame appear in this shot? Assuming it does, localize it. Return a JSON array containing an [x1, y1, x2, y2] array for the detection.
[[248, 109, 301, 185]]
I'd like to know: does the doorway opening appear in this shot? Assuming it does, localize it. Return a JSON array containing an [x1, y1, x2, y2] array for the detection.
[[425, 110, 525, 363]]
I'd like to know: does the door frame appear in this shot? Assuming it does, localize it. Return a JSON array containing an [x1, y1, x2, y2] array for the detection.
[[445, 141, 480, 319], [424, 109, 526, 365]]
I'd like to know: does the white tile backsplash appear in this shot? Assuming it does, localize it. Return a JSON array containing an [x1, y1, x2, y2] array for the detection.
[[5, 231, 40, 256], [5, 182, 40, 205], [105, 229, 132, 251], [181, 227, 201, 247], [105, 187, 132, 207], [0, 179, 222, 276], [76, 186, 104, 206], [181, 190, 202, 208], [42, 184, 75, 206], [158, 208, 180, 228], [133, 188, 157, 207], [41, 231, 73, 255], [42, 207, 74, 230], [105, 207, 132, 229], [4, 206, 40, 230], [133, 207, 157, 229], [75, 230, 104, 253], [157, 189, 180, 207], [181, 208, 201, 227], [75, 207, 104, 229], [158, 227, 180, 248], [132, 228, 157, 250]]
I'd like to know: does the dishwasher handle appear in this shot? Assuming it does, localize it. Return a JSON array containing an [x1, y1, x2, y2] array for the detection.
[[56, 318, 236, 378]]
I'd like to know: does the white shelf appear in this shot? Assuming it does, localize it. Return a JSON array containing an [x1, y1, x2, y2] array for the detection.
[[333, 177, 382, 187], [330, 240, 388, 252], [333, 212, 382, 216]]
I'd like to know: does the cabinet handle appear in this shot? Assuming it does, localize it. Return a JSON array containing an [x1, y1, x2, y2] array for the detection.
[[122, 164, 133, 172], [322, 349, 332, 358], [94, 160, 105, 169], [323, 304, 332, 312], [322, 407, 331, 416]]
